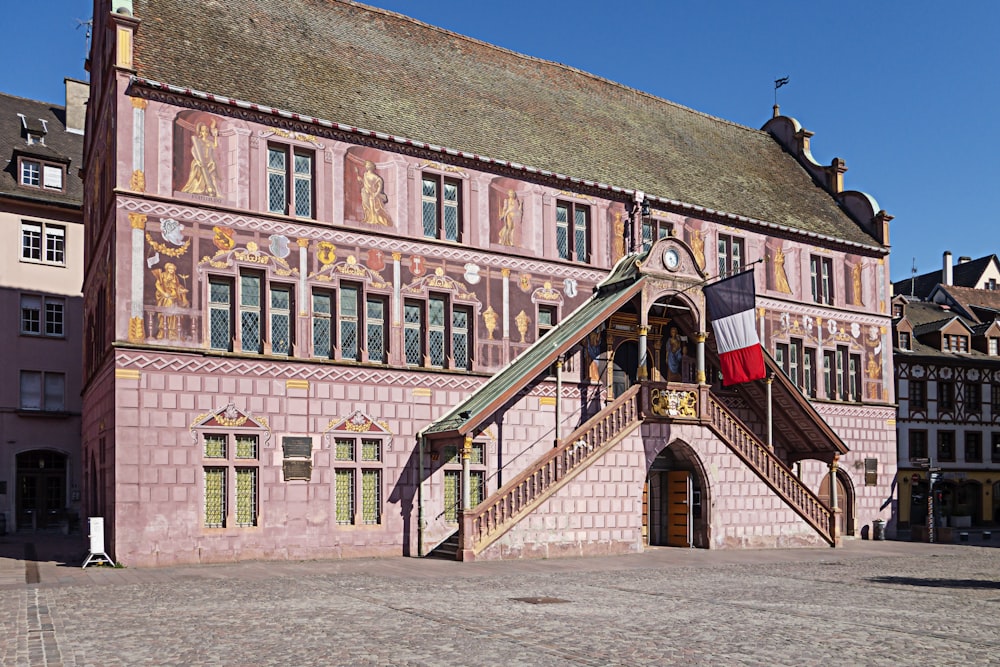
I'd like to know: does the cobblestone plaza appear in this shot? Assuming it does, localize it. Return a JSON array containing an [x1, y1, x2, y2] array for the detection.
[[1, 536, 998, 666]]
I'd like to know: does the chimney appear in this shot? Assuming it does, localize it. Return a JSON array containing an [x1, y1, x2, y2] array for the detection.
[[943, 251, 953, 286], [64, 79, 89, 135]]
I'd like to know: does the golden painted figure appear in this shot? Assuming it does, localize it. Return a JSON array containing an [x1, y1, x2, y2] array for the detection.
[[358, 161, 392, 226], [152, 262, 189, 340], [181, 121, 220, 197], [774, 246, 792, 294], [612, 211, 625, 262], [690, 228, 705, 270], [852, 262, 864, 306], [497, 189, 522, 246]]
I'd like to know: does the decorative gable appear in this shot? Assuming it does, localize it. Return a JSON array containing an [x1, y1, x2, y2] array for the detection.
[[189, 402, 271, 444]]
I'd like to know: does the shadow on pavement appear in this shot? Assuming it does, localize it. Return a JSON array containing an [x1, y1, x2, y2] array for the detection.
[[868, 575, 1000, 590]]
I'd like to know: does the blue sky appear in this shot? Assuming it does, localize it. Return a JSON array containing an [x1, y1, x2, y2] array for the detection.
[[4, 0, 998, 283]]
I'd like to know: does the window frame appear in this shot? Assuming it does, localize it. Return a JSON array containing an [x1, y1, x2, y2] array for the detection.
[[809, 255, 834, 305], [17, 157, 66, 192], [965, 382, 982, 415], [266, 143, 315, 218], [333, 435, 387, 526], [555, 200, 591, 263], [641, 218, 672, 252], [937, 430, 956, 462], [21, 221, 66, 266], [717, 234, 745, 278], [201, 432, 260, 529], [909, 380, 926, 411], [908, 430, 928, 461], [421, 173, 462, 242], [19, 370, 65, 412], [403, 295, 472, 370], [20, 294, 65, 337], [442, 441, 487, 523], [938, 381, 955, 412], [965, 431, 983, 463]]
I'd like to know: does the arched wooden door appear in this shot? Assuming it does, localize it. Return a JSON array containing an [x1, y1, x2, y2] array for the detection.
[[819, 471, 853, 537]]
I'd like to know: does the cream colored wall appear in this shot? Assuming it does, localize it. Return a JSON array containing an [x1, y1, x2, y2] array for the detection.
[[0, 210, 84, 296]]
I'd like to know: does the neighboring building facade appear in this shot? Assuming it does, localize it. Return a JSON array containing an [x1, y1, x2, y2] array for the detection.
[[893, 252, 1000, 536], [82, 0, 896, 566], [0, 82, 87, 533]]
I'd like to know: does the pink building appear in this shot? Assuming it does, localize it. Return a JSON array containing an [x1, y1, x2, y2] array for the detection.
[[82, 0, 897, 566], [0, 83, 86, 535]]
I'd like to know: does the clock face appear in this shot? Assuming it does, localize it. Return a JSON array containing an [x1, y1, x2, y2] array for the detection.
[[663, 247, 680, 271]]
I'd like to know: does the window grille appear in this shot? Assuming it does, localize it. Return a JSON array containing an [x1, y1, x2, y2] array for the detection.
[[267, 147, 286, 214], [205, 434, 227, 458], [235, 434, 258, 459], [443, 181, 459, 241], [335, 438, 355, 461], [422, 178, 438, 238], [204, 467, 226, 527], [362, 469, 381, 524], [444, 470, 460, 522], [453, 306, 470, 370], [235, 467, 258, 526], [336, 469, 355, 524], [361, 439, 381, 462]]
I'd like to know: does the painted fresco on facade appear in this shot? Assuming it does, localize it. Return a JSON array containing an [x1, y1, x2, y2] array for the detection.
[[174, 111, 225, 200]]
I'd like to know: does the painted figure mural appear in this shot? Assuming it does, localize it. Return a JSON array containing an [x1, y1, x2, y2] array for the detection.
[[180, 121, 220, 197], [666, 326, 685, 381], [773, 245, 792, 294], [690, 228, 705, 270], [358, 160, 393, 226], [852, 262, 865, 306], [152, 262, 189, 340], [497, 189, 522, 246]]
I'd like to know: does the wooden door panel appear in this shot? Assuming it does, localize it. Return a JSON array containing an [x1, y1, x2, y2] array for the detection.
[[666, 471, 690, 547]]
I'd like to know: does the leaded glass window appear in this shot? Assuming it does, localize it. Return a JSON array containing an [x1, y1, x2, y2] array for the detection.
[[404, 301, 423, 366], [361, 469, 381, 524], [209, 279, 232, 351], [340, 284, 360, 361], [367, 296, 386, 363], [538, 305, 555, 340], [335, 438, 355, 461], [267, 147, 286, 214], [312, 290, 332, 358], [270, 285, 291, 355], [293, 152, 312, 218], [444, 470, 460, 522], [470, 470, 484, 507], [240, 274, 262, 353], [336, 469, 355, 524], [205, 434, 227, 458], [421, 175, 461, 241], [235, 434, 258, 459], [361, 439, 381, 462], [421, 177, 438, 238], [453, 306, 470, 370], [235, 467, 257, 526], [429, 296, 446, 368], [451, 306, 472, 370], [573, 207, 588, 262], [443, 181, 459, 241], [204, 467, 226, 528], [556, 204, 569, 260]]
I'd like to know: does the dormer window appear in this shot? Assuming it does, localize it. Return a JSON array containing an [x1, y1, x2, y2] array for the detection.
[[943, 334, 968, 352], [989, 337, 998, 356], [17, 158, 65, 192], [898, 331, 910, 350]]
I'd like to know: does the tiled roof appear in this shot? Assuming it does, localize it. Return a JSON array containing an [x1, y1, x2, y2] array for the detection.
[[130, 0, 882, 249], [892, 255, 998, 298], [0, 92, 83, 208], [934, 284, 1000, 319]]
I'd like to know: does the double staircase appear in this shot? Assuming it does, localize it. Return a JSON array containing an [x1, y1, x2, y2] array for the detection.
[[447, 382, 834, 560]]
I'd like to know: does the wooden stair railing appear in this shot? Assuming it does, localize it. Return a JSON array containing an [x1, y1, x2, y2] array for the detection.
[[706, 394, 834, 546], [458, 384, 643, 559]]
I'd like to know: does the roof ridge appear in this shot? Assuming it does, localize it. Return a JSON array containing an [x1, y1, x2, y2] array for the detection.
[[0, 90, 67, 110], [342, 0, 765, 136]]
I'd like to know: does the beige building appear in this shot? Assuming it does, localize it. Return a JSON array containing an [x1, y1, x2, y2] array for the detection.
[[0, 81, 86, 533]]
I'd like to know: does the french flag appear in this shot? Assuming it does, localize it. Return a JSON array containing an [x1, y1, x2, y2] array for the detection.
[[704, 270, 766, 386]]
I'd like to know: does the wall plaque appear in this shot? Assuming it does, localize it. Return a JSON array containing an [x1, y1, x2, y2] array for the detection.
[[282, 436, 312, 458], [282, 460, 312, 481]]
